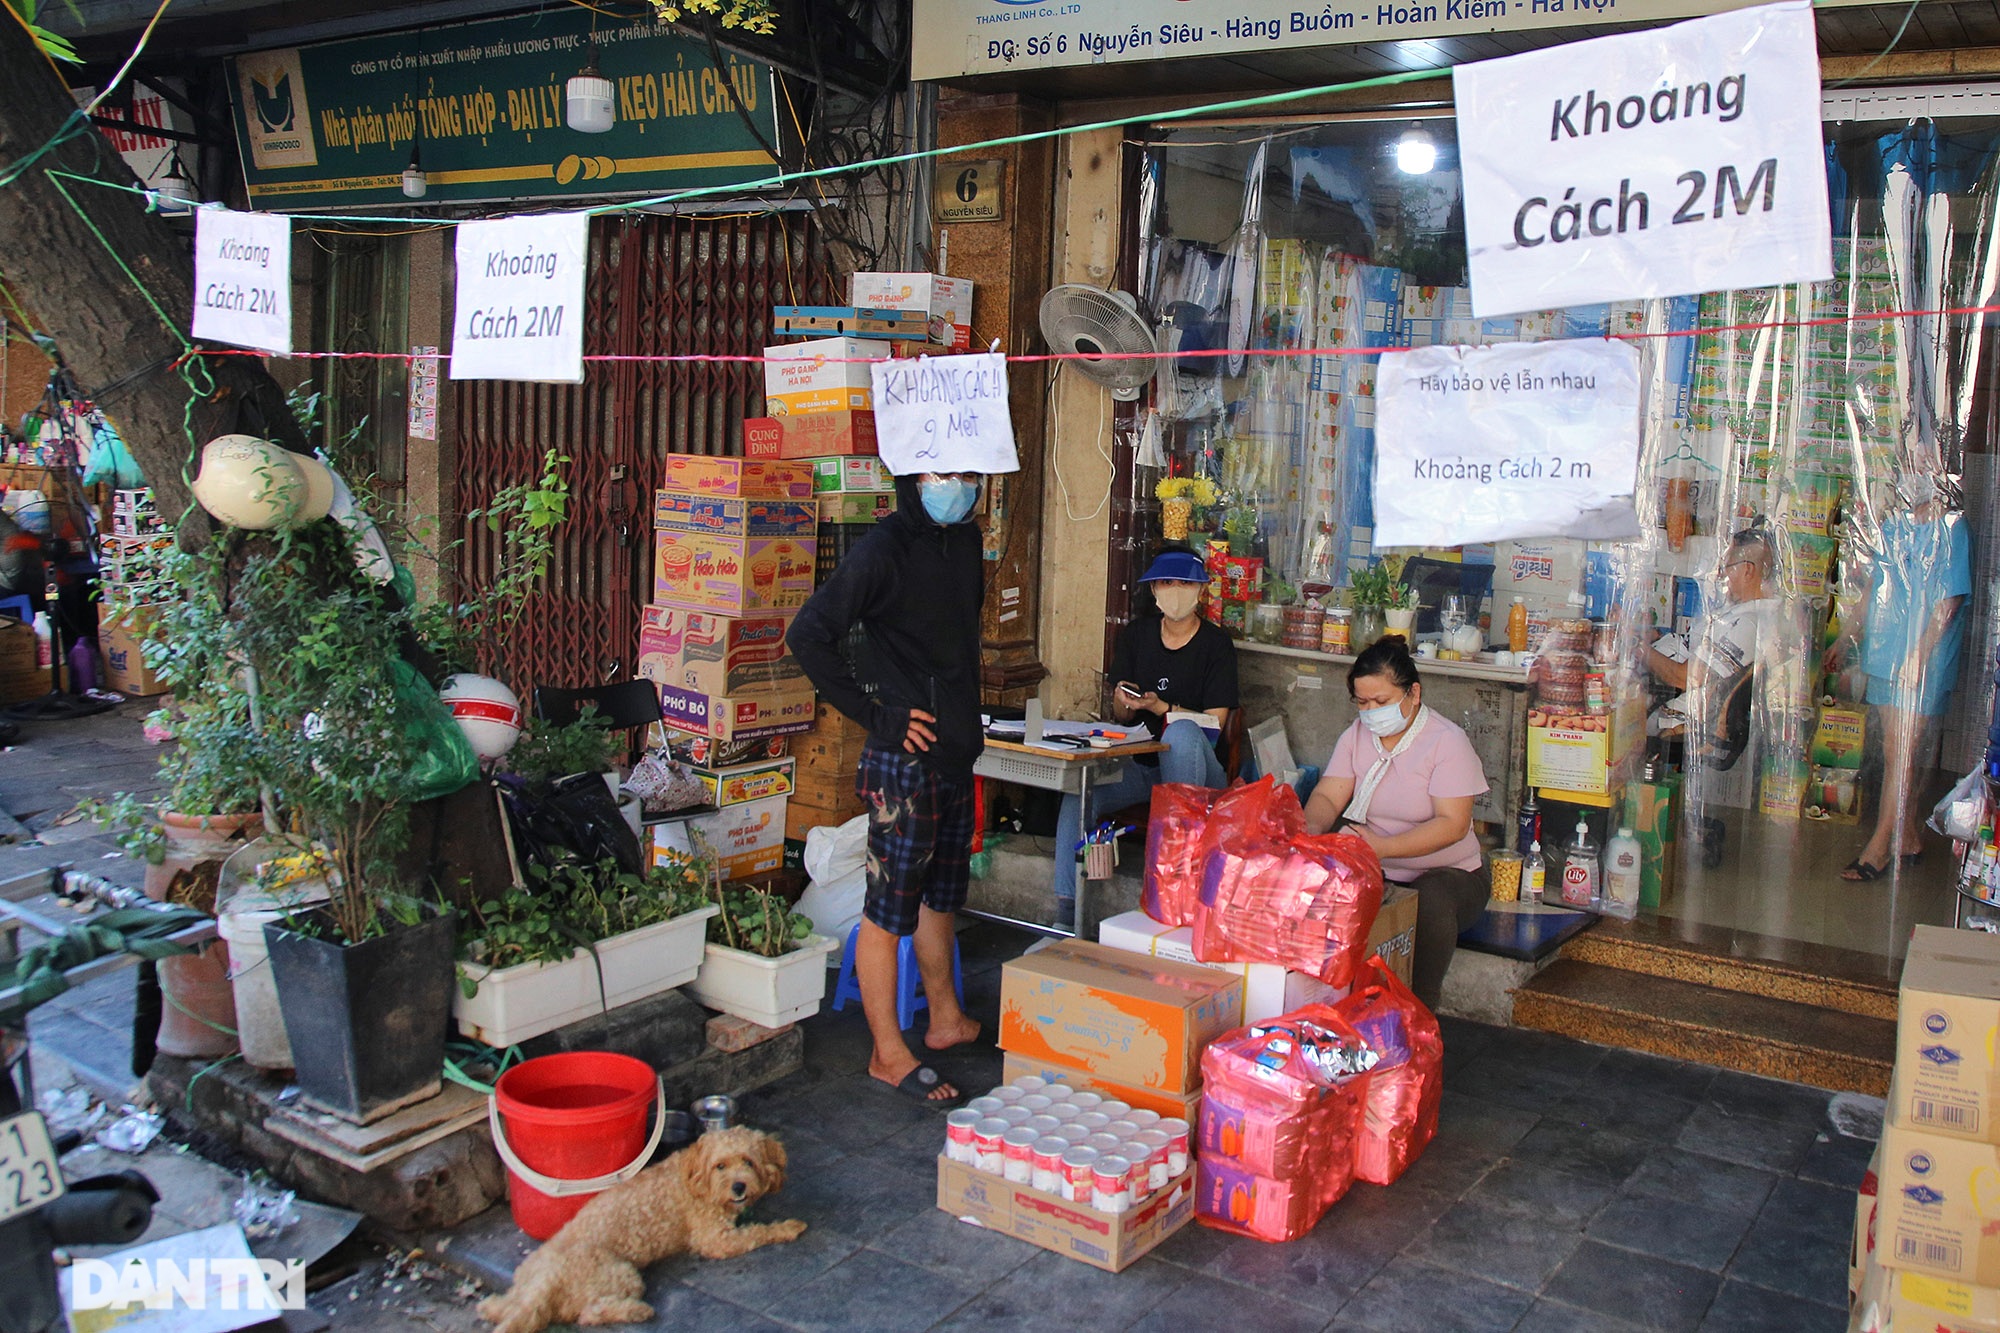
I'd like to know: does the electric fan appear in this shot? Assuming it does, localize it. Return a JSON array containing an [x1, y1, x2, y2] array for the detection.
[[1037, 285, 1158, 401]]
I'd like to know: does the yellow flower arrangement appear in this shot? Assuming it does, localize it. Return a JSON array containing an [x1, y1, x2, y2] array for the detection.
[[649, 0, 778, 34], [1154, 476, 1219, 506]]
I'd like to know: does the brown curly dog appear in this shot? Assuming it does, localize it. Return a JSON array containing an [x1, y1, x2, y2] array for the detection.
[[477, 1127, 805, 1333]]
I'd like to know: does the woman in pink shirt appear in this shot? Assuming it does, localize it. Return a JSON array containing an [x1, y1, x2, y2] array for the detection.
[[1303, 636, 1492, 1008]]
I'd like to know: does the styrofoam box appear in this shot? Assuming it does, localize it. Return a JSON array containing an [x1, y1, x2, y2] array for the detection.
[[1096, 910, 1345, 1023]]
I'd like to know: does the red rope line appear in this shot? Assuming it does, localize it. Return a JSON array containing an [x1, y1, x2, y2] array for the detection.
[[179, 299, 2000, 366]]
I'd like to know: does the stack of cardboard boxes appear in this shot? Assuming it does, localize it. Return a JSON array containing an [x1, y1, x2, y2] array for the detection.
[[643, 457, 818, 880], [97, 486, 173, 697], [1858, 925, 2000, 1331], [736, 274, 975, 860]]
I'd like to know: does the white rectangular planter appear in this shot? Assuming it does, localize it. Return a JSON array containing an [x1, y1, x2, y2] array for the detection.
[[684, 933, 839, 1028], [454, 905, 719, 1048]]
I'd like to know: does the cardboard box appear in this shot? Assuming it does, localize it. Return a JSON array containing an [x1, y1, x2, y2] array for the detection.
[[811, 457, 895, 493], [652, 491, 817, 540], [658, 456, 813, 499], [794, 702, 871, 774], [652, 531, 816, 615], [692, 756, 796, 808], [743, 412, 879, 460], [1889, 926, 2000, 1143], [1874, 1120, 2000, 1284], [1369, 886, 1420, 991], [998, 940, 1243, 1094], [1000, 1053, 1203, 1123], [1098, 910, 1344, 1023], [647, 726, 789, 769], [1526, 695, 1644, 798], [763, 337, 875, 416], [819, 492, 896, 525], [773, 306, 927, 341], [651, 794, 787, 881], [786, 801, 861, 844], [100, 607, 166, 696], [0, 618, 47, 704], [1853, 1255, 2000, 1333], [1490, 540, 1585, 600], [936, 1154, 1191, 1274], [1627, 773, 1680, 911], [851, 273, 974, 348], [637, 605, 803, 698], [656, 681, 817, 743]]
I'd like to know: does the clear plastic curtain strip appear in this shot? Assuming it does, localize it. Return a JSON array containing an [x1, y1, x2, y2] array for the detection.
[[1131, 115, 2000, 953]]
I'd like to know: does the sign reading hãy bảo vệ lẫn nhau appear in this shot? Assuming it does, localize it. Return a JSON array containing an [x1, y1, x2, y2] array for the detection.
[[191, 207, 292, 356], [228, 8, 779, 208], [1453, 0, 1830, 318], [870, 353, 1020, 477], [1372, 339, 1642, 547], [449, 213, 589, 383]]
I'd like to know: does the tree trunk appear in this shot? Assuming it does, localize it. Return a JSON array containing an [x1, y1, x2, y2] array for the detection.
[[0, 16, 303, 525]]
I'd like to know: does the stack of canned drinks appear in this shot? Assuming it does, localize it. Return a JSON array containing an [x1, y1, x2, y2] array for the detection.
[[943, 1075, 1190, 1213]]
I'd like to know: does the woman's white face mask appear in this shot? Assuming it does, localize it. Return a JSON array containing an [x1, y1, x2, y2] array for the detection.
[[1153, 582, 1203, 622]]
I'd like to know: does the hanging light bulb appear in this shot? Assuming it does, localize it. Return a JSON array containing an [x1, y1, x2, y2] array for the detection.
[[154, 150, 196, 215], [1395, 127, 1437, 175], [566, 46, 614, 134], [402, 140, 428, 199]]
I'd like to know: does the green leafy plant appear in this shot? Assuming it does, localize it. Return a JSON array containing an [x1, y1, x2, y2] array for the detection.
[[74, 794, 167, 866], [1383, 581, 1420, 612], [1346, 563, 1395, 609], [7, 0, 81, 62], [502, 707, 621, 785], [457, 850, 714, 995], [411, 448, 572, 673], [708, 885, 814, 958]]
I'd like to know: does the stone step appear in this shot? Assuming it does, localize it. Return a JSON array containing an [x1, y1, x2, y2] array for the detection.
[[1513, 957, 1896, 1096], [1560, 913, 1901, 1021]]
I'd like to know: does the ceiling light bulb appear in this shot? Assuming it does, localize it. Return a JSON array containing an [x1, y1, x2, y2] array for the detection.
[[402, 143, 428, 199], [567, 63, 615, 134], [1396, 130, 1437, 175]]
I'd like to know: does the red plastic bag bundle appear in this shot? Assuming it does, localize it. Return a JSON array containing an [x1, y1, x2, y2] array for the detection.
[[1333, 957, 1444, 1186], [1192, 824, 1384, 988], [1194, 1009, 1373, 1242], [1141, 784, 1221, 926]]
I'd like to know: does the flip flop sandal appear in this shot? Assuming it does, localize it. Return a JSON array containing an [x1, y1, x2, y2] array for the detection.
[[1900, 852, 1924, 868], [1841, 858, 1886, 883], [889, 1064, 963, 1109]]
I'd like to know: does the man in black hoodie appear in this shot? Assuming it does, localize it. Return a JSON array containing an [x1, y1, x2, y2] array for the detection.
[[787, 470, 986, 1105]]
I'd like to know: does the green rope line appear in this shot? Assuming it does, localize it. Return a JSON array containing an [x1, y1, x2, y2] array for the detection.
[[43, 63, 1450, 227]]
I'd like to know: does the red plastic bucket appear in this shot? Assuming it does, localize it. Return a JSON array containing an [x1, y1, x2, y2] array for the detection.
[[489, 1052, 662, 1239]]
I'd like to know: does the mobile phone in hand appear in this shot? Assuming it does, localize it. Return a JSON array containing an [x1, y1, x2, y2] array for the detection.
[[1116, 681, 1143, 701]]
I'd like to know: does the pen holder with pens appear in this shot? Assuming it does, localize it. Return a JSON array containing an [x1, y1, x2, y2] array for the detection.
[[1083, 838, 1118, 880]]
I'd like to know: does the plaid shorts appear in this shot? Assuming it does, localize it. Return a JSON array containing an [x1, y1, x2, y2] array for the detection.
[[856, 745, 975, 936]]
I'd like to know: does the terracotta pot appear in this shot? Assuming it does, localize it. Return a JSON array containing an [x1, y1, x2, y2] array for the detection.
[[142, 810, 263, 1059]]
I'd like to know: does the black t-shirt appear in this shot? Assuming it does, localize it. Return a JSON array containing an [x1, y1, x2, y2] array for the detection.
[[1110, 617, 1239, 758]]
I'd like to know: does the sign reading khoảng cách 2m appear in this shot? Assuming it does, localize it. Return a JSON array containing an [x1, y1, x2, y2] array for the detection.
[[227, 8, 780, 209], [1453, 0, 1831, 317]]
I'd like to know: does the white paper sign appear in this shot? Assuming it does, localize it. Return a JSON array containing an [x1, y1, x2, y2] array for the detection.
[[191, 208, 292, 355], [869, 353, 1019, 475], [1454, 0, 1830, 317], [1374, 340, 1643, 547], [449, 212, 588, 383]]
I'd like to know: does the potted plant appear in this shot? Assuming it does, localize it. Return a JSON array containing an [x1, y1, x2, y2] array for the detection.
[[204, 517, 476, 1124], [453, 849, 719, 1047], [1346, 564, 1394, 649], [684, 878, 837, 1028], [1384, 580, 1421, 638]]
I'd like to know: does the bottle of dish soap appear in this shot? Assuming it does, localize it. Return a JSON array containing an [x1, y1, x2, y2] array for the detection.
[[1523, 840, 1547, 905], [1561, 815, 1599, 909], [1603, 824, 1642, 918]]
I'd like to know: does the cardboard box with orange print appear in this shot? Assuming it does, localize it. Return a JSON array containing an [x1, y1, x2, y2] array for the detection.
[[657, 456, 813, 500], [1853, 1255, 2000, 1333], [999, 1053, 1203, 1123], [652, 531, 815, 615], [935, 1154, 1191, 1274], [998, 940, 1243, 1095], [742, 411, 879, 460]]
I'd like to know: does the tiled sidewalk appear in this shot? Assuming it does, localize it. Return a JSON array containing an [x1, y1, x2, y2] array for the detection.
[[423, 918, 1868, 1333], [2, 709, 1868, 1332]]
